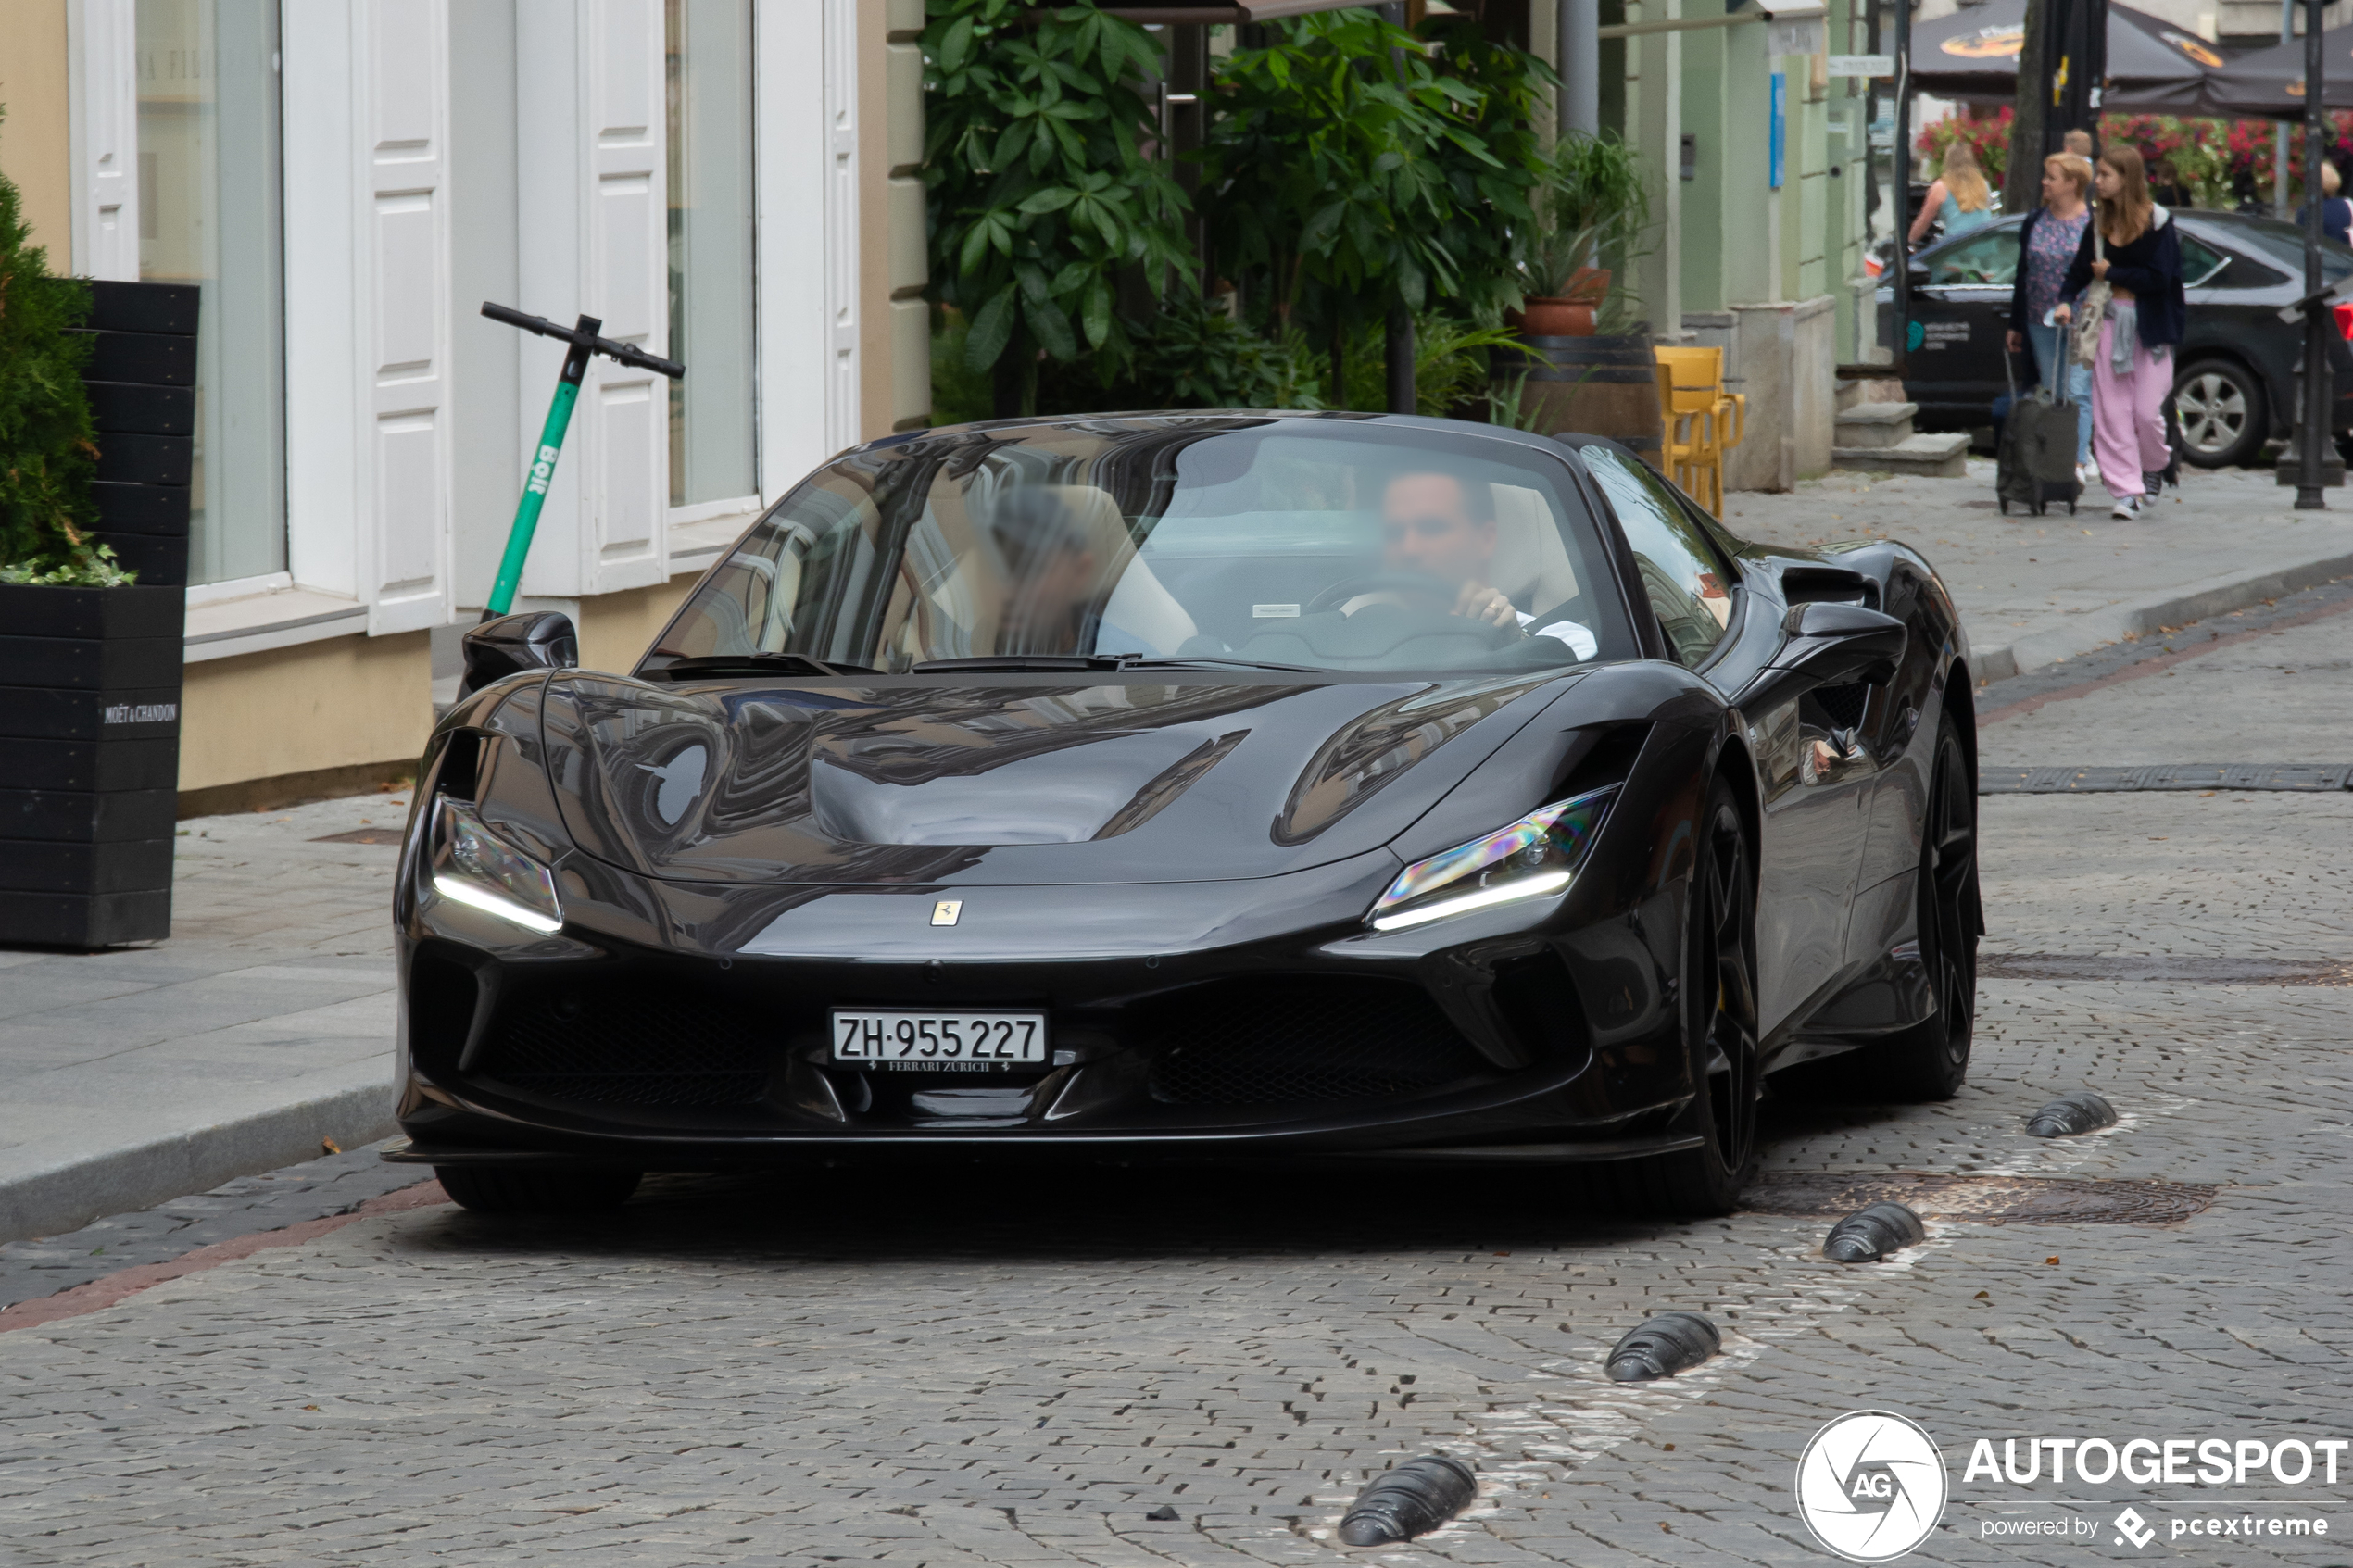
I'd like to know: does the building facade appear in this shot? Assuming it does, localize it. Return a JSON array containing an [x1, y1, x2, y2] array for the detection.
[[0, 0, 929, 809]]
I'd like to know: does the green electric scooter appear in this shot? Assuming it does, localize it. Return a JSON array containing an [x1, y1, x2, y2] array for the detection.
[[476, 302, 686, 620]]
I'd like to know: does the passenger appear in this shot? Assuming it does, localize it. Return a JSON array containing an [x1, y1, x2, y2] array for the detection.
[[1378, 471, 1596, 657], [991, 489, 1147, 656]]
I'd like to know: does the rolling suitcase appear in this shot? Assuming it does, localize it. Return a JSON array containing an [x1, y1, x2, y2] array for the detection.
[[1996, 347, 2081, 516]]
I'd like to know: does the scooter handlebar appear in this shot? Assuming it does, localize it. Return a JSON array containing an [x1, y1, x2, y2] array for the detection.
[[479, 301, 686, 380]]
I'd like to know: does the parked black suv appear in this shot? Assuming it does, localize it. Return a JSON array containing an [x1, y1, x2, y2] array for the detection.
[[1879, 209, 2353, 468]]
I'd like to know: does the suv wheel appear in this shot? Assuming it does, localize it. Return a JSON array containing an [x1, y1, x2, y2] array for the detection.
[[2171, 359, 2265, 469]]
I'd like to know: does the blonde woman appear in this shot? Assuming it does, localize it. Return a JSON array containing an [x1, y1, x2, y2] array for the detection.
[[1909, 142, 1995, 246], [2054, 145, 2186, 519], [2006, 152, 2096, 479]]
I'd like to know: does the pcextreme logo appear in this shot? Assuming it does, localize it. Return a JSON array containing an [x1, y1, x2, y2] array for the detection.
[[1796, 1411, 1952, 1562]]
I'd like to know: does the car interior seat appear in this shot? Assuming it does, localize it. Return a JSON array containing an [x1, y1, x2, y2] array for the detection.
[[1489, 483, 1585, 618]]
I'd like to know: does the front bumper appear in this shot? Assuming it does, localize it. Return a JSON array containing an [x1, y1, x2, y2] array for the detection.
[[393, 842, 1702, 1168]]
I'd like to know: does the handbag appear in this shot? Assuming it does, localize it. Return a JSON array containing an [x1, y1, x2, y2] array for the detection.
[[2070, 209, 2111, 366]]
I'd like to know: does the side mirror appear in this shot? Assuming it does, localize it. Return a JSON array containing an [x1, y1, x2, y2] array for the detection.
[[1771, 601, 1907, 685], [459, 611, 578, 699]]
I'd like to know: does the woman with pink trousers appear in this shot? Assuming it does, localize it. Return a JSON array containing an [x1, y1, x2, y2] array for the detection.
[[2054, 145, 2185, 520]]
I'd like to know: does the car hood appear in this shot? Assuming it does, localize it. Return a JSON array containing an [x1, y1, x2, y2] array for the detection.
[[535, 671, 1577, 886]]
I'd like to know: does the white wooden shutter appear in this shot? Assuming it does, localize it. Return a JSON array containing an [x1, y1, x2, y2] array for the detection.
[[824, 0, 862, 456], [512, 0, 669, 601], [359, 0, 455, 635], [68, 0, 141, 282], [756, 0, 862, 495], [583, 0, 669, 596]]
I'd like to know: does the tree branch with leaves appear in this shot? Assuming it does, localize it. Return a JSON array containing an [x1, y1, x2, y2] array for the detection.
[[923, 0, 1195, 411]]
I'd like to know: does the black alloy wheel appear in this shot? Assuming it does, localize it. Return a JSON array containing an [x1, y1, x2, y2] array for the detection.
[[435, 1166, 643, 1214], [1604, 780, 1762, 1216], [2171, 358, 2265, 470], [1857, 719, 1981, 1099]]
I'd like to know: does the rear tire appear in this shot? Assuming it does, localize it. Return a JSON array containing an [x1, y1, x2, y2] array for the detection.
[[1848, 718, 1980, 1100], [434, 1165, 642, 1214], [1589, 780, 1761, 1217]]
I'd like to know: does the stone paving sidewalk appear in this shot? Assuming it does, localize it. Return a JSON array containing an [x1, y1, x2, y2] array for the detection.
[[1728, 460, 2353, 681], [0, 792, 413, 1243]]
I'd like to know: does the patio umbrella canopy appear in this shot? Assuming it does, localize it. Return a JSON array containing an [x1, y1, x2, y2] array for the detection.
[[2207, 24, 2353, 116], [1908, 0, 2228, 112]]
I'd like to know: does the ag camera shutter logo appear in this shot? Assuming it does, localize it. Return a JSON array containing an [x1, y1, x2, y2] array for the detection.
[[1796, 1411, 1951, 1562]]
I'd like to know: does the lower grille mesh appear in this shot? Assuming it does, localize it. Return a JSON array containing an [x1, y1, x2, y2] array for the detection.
[[1144, 979, 1490, 1108], [473, 987, 774, 1108]]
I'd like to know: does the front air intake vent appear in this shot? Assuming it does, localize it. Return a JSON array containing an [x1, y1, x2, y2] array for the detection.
[[1142, 979, 1491, 1108], [472, 985, 774, 1108]]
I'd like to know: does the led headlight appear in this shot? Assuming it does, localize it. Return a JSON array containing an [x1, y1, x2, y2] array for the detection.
[[1368, 785, 1617, 932], [430, 798, 563, 935]]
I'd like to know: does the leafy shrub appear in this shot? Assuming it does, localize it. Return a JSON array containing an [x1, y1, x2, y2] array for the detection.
[[922, 0, 1193, 388], [1199, 11, 1551, 331], [0, 122, 124, 586]]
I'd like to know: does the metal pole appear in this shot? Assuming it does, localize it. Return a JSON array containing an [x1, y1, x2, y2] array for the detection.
[[1559, 0, 1600, 137], [1891, 0, 1912, 373], [1383, 0, 1417, 415], [2294, 0, 2331, 508], [2276, 0, 2294, 219]]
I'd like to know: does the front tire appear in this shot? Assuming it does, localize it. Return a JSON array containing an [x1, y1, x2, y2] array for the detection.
[[435, 1166, 643, 1214], [1599, 781, 1761, 1216]]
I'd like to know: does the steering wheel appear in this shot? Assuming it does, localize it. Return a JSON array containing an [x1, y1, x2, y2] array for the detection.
[[1304, 571, 1466, 617]]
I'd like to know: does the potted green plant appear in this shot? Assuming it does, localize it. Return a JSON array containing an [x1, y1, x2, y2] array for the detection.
[[0, 142, 196, 949], [1512, 132, 1649, 337]]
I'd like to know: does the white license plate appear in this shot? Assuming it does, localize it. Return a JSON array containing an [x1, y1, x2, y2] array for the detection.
[[830, 1010, 1049, 1069]]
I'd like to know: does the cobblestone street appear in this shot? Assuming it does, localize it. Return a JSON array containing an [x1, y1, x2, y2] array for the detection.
[[2, 592, 2348, 1565]]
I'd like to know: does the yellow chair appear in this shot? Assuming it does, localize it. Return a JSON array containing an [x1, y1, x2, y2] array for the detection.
[[1655, 361, 1705, 500], [1653, 345, 1746, 515]]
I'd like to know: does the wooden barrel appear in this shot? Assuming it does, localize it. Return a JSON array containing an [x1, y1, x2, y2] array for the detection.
[[1503, 330, 1660, 456]]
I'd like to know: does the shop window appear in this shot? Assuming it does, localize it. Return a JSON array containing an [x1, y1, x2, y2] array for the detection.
[[666, 0, 759, 508], [136, 0, 286, 586]]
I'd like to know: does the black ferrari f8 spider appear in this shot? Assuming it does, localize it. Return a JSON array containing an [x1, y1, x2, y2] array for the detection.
[[388, 413, 1982, 1217]]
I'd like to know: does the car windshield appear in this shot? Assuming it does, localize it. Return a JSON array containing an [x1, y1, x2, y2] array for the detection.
[[647, 416, 1637, 676]]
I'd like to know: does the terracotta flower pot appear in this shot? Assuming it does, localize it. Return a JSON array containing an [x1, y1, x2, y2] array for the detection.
[[1507, 297, 1597, 336]]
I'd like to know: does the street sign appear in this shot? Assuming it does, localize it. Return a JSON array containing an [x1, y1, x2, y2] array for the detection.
[[1828, 53, 1894, 76]]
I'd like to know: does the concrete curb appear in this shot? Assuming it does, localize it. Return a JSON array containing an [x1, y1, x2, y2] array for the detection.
[[0, 1079, 398, 1246], [1969, 549, 2353, 685]]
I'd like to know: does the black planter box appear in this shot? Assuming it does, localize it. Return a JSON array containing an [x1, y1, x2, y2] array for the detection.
[[0, 280, 199, 949], [86, 381, 195, 436]]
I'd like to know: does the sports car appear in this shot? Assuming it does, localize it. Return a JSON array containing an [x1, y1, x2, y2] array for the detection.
[[385, 412, 1982, 1217]]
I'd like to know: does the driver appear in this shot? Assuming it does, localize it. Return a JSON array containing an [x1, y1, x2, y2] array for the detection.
[[1378, 471, 1597, 657], [1380, 471, 1518, 628]]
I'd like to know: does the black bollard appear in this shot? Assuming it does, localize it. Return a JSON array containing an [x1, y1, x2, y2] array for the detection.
[[1336, 1454, 1478, 1546], [2026, 1090, 2118, 1138], [1604, 1311, 1720, 1382], [1823, 1200, 1928, 1261]]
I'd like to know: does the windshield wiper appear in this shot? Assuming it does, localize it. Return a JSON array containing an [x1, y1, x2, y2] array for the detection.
[[1111, 656, 1320, 674], [910, 655, 1118, 672], [653, 653, 876, 680], [911, 654, 1321, 675]]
